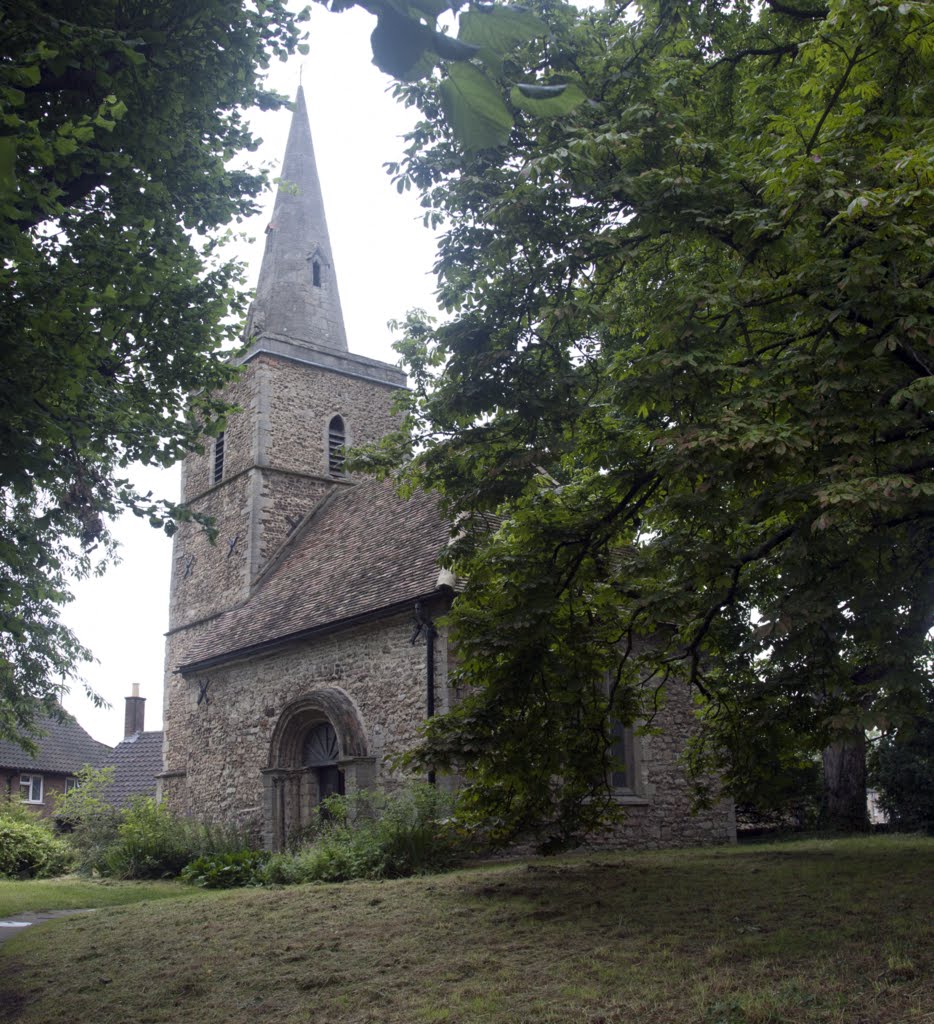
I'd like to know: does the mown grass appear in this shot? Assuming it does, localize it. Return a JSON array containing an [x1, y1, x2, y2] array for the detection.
[[1, 836, 931, 1024], [0, 877, 209, 918]]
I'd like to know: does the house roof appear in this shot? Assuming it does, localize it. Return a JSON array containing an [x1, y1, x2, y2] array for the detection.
[[178, 478, 450, 672], [0, 713, 112, 775], [103, 731, 164, 809]]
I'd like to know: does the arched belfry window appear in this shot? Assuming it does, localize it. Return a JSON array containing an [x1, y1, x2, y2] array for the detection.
[[213, 431, 225, 483], [328, 415, 345, 475]]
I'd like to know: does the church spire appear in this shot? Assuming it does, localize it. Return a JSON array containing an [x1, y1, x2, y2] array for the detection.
[[245, 86, 348, 352]]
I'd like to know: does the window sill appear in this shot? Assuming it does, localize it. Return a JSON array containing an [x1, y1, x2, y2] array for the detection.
[[612, 793, 651, 806]]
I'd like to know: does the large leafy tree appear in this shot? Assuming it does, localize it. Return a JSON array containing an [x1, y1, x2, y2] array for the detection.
[[355, 0, 933, 844], [0, 0, 307, 745]]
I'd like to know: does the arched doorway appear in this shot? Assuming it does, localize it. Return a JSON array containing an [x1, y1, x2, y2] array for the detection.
[[302, 721, 344, 802], [261, 688, 375, 850]]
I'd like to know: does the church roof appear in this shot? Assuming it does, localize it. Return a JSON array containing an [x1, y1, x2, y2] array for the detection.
[[0, 713, 112, 775], [177, 478, 451, 672]]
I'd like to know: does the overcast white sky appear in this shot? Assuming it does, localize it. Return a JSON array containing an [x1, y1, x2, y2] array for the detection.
[[61, 4, 441, 745]]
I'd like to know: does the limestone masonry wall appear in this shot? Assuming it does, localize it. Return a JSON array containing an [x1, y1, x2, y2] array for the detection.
[[181, 370, 255, 504], [168, 471, 252, 630], [162, 615, 430, 826], [604, 679, 736, 848], [169, 354, 404, 634], [256, 469, 333, 568], [260, 356, 402, 478]]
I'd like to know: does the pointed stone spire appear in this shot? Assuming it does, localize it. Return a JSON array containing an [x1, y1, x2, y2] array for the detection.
[[245, 86, 348, 352]]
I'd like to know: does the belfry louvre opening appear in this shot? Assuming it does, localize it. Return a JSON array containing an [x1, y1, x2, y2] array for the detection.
[[328, 416, 345, 475]]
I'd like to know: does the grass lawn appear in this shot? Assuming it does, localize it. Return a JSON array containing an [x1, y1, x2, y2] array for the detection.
[[0, 877, 206, 918], [0, 836, 931, 1024]]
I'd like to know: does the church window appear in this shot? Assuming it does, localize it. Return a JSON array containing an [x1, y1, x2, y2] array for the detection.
[[609, 720, 635, 791], [213, 431, 225, 483], [328, 416, 345, 475], [312, 259, 321, 287]]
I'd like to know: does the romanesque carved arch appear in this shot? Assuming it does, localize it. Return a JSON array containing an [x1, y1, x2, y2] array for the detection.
[[262, 688, 374, 850], [267, 688, 368, 769]]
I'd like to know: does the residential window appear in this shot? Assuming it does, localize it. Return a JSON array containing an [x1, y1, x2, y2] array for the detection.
[[213, 430, 225, 483], [20, 774, 43, 804], [328, 416, 345, 476], [64, 778, 79, 794]]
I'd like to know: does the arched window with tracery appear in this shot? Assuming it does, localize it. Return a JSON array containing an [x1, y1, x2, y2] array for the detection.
[[328, 415, 346, 475]]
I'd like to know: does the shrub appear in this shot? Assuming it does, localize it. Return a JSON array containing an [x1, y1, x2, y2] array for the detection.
[[0, 814, 73, 878], [101, 798, 197, 879], [100, 799, 260, 880], [0, 793, 42, 823], [52, 766, 121, 875], [180, 850, 269, 888], [267, 784, 461, 884], [869, 687, 934, 834]]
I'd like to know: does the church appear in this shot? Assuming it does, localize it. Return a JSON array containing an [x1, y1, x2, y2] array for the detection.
[[158, 88, 736, 852]]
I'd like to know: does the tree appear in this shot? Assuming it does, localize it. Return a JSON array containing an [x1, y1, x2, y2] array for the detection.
[[353, 0, 933, 845], [868, 682, 934, 832], [0, 0, 308, 746]]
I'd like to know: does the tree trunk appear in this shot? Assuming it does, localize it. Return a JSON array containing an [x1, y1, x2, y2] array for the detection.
[[821, 729, 869, 831]]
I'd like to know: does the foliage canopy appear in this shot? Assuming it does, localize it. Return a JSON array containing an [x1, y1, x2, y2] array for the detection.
[[0, 0, 307, 745], [353, 0, 934, 846]]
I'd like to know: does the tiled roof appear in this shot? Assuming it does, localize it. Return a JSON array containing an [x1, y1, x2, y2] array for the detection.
[[0, 713, 112, 774], [179, 478, 450, 671], [103, 731, 164, 809]]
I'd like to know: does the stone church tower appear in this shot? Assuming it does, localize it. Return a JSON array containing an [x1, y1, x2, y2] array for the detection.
[[166, 87, 405, 636]]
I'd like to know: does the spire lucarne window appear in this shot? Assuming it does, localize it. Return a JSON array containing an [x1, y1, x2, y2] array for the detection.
[[328, 416, 345, 475]]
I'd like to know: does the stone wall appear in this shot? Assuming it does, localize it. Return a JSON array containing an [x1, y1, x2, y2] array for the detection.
[[162, 613, 434, 828], [599, 678, 736, 848], [168, 352, 404, 631], [162, 605, 734, 849], [181, 369, 255, 505], [258, 356, 402, 479], [168, 471, 253, 630]]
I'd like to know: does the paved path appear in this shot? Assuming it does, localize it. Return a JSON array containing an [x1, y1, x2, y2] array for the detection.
[[0, 909, 95, 947]]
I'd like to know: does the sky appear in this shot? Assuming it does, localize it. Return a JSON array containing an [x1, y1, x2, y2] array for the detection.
[[61, 5, 441, 746]]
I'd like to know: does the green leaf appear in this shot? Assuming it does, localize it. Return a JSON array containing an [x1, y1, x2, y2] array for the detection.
[[0, 137, 17, 196], [11, 64, 42, 87], [510, 81, 587, 115], [408, 0, 451, 22], [432, 32, 481, 61], [458, 7, 547, 54], [439, 62, 513, 151], [370, 8, 436, 80]]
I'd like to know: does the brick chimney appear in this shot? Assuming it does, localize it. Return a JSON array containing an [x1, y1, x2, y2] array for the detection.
[[124, 683, 146, 739]]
